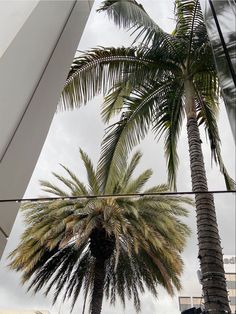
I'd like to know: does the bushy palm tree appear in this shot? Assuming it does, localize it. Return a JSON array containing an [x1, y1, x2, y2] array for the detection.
[[61, 0, 235, 312], [9, 149, 191, 314]]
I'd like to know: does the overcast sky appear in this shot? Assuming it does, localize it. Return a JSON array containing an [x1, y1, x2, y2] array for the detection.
[[0, 1, 235, 313]]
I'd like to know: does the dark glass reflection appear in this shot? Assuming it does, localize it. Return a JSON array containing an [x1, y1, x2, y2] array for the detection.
[[200, 0, 236, 141]]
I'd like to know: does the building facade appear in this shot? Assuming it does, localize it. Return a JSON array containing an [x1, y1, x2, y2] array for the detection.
[[0, 0, 93, 258], [179, 256, 236, 313]]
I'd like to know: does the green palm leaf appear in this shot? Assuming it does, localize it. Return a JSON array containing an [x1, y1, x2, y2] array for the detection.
[[62, 47, 153, 110], [98, 84, 158, 192], [9, 149, 191, 313], [79, 148, 100, 194]]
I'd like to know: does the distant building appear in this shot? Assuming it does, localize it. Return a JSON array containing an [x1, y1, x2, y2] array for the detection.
[[179, 296, 203, 312], [178, 255, 236, 313]]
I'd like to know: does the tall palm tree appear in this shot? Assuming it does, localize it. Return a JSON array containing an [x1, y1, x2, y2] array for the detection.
[[61, 0, 235, 312], [9, 149, 191, 314]]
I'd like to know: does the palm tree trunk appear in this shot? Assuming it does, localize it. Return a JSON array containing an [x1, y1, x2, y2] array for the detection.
[[185, 80, 231, 313], [91, 258, 106, 314]]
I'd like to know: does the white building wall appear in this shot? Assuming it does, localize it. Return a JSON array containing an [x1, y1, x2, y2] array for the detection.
[[0, 0, 93, 257], [0, 1, 39, 58]]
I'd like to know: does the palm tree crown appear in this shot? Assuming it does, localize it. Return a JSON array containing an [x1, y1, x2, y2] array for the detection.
[[9, 149, 191, 313], [62, 0, 234, 191]]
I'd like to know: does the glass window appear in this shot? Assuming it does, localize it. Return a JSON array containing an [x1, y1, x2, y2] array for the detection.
[[227, 280, 236, 289], [199, 0, 236, 140], [230, 296, 236, 305], [193, 297, 203, 308], [179, 297, 191, 303], [179, 297, 192, 311], [226, 273, 236, 281], [180, 304, 192, 311]]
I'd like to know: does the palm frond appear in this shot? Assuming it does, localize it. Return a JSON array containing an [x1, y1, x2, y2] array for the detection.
[[98, 83, 160, 193], [121, 150, 142, 188], [194, 82, 235, 190], [9, 147, 191, 313], [79, 149, 100, 195], [101, 81, 132, 123], [98, 0, 179, 57], [61, 47, 153, 110], [39, 180, 68, 196], [125, 169, 153, 194], [174, 0, 203, 39], [60, 164, 89, 195], [98, 0, 157, 41], [153, 80, 184, 190], [51, 172, 75, 194], [215, 145, 236, 190]]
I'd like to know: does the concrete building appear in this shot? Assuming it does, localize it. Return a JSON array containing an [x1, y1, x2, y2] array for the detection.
[[0, 0, 93, 258], [179, 255, 236, 313]]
